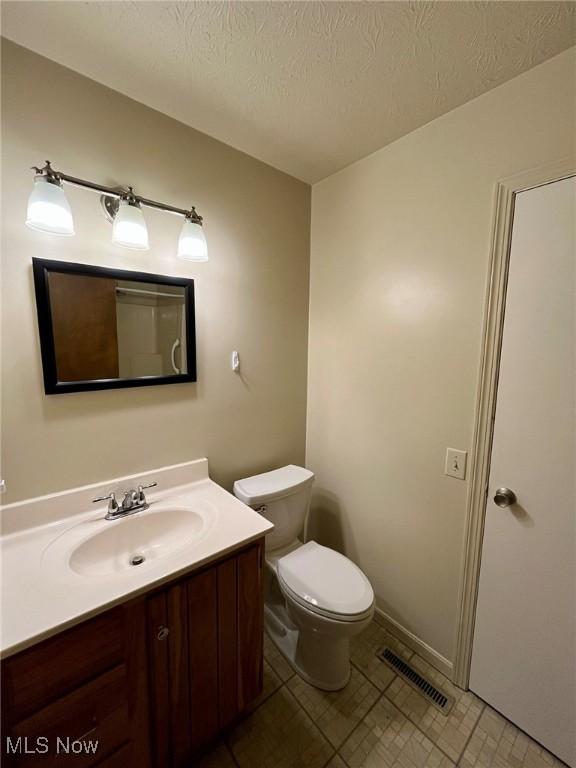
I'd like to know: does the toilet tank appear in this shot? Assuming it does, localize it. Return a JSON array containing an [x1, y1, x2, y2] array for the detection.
[[233, 465, 314, 551]]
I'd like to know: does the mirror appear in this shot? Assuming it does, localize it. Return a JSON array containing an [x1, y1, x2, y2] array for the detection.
[[33, 258, 196, 394]]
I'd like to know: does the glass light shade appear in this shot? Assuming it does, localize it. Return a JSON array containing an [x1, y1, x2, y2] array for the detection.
[[178, 219, 208, 262], [112, 200, 149, 250], [26, 177, 75, 236]]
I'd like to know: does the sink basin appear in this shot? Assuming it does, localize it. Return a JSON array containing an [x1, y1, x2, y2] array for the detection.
[[43, 502, 216, 578], [69, 507, 207, 576]]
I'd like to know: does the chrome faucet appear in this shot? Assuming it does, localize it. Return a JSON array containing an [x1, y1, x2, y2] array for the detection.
[[93, 482, 157, 521]]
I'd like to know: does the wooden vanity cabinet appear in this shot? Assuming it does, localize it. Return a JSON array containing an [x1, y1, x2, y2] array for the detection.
[[1, 538, 264, 768]]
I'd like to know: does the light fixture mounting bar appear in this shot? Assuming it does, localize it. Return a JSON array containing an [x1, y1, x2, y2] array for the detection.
[[32, 161, 202, 222]]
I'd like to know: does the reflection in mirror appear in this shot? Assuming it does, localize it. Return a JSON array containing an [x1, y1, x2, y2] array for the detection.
[[115, 281, 187, 379], [33, 259, 196, 394]]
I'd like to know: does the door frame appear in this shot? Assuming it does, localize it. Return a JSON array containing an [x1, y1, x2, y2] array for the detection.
[[453, 158, 575, 689]]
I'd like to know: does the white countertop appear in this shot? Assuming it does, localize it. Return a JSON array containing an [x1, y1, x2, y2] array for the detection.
[[0, 459, 272, 658]]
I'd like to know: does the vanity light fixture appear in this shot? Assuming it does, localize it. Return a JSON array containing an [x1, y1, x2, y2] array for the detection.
[[177, 208, 208, 262], [26, 166, 75, 236], [26, 161, 208, 261], [111, 189, 149, 251]]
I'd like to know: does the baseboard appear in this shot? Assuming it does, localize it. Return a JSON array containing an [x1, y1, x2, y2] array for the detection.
[[374, 607, 455, 683]]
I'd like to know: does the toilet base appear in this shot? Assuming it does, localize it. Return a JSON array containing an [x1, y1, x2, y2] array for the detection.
[[265, 604, 352, 691]]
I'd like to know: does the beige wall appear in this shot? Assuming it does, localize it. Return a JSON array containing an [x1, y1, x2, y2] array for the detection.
[[307, 47, 576, 665], [0, 40, 310, 505]]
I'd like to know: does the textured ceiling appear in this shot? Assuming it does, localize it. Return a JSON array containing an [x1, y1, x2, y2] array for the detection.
[[2, 1, 575, 183]]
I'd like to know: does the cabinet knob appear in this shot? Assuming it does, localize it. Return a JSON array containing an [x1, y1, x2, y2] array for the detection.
[[157, 625, 170, 641]]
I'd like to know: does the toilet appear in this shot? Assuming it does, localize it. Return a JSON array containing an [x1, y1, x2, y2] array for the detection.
[[234, 465, 374, 691]]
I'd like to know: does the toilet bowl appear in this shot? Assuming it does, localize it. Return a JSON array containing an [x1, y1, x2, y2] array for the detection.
[[234, 465, 374, 691]]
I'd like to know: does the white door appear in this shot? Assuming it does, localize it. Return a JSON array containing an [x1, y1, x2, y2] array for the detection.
[[470, 176, 575, 766]]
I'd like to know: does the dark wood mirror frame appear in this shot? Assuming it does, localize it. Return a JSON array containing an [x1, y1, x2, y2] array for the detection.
[[32, 258, 197, 395]]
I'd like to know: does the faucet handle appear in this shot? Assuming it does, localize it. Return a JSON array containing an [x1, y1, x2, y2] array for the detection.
[[92, 492, 119, 515], [137, 481, 157, 504]]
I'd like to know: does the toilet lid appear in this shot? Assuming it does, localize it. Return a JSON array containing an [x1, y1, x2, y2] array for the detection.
[[277, 541, 374, 617], [234, 465, 314, 505]]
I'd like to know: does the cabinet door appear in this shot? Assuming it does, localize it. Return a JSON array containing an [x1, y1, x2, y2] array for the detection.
[[146, 540, 264, 766], [217, 558, 238, 729], [146, 584, 192, 768], [148, 583, 191, 768], [237, 541, 264, 710], [216, 540, 264, 725], [146, 592, 172, 768], [187, 570, 219, 752], [147, 572, 220, 766], [186, 542, 264, 743]]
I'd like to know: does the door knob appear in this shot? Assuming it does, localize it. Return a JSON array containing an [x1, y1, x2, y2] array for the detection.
[[493, 487, 517, 508]]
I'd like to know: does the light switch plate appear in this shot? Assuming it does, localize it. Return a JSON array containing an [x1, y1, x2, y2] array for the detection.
[[445, 448, 467, 480]]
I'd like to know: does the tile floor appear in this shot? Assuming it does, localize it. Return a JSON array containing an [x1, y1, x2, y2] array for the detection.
[[193, 618, 567, 768]]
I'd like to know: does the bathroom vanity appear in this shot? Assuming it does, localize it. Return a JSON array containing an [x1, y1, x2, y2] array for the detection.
[[0, 460, 271, 767]]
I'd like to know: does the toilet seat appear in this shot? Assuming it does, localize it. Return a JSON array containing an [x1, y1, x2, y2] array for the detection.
[[277, 541, 374, 622]]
